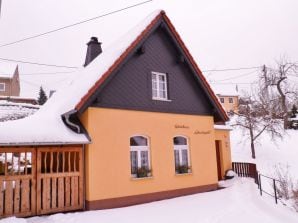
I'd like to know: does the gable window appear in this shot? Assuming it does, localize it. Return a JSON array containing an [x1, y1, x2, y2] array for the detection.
[[0, 83, 5, 92], [173, 136, 191, 174], [220, 98, 224, 103], [229, 97, 233, 103], [152, 72, 168, 100], [130, 136, 151, 178]]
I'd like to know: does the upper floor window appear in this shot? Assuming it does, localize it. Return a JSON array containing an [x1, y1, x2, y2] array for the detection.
[[130, 136, 151, 178], [220, 98, 224, 103], [152, 72, 168, 101], [229, 97, 233, 103], [173, 136, 191, 174], [0, 83, 5, 92]]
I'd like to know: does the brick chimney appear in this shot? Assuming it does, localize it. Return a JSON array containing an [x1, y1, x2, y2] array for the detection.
[[84, 37, 102, 67]]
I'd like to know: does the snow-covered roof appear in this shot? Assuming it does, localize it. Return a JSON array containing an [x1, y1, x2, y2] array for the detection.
[[0, 101, 39, 122], [0, 10, 229, 145], [0, 61, 17, 78], [289, 116, 298, 121], [214, 124, 233, 131], [0, 10, 163, 145]]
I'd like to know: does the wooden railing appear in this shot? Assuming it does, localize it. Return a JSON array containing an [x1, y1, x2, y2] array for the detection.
[[232, 162, 258, 184]]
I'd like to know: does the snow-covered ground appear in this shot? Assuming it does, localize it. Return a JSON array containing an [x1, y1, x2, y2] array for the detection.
[[231, 127, 298, 180], [1, 178, 297, 223]]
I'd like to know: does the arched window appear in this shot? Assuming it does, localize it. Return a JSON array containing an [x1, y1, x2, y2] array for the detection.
[[173, 136, 191, 174], [130, 136, 151, 178]]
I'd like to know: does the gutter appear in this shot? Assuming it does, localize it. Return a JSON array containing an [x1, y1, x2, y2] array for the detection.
[[0, 141, 91, 147]]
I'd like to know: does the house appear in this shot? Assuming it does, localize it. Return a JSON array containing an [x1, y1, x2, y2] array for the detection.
[[0, 100, 39, 122], [217, 94, 239, 113], [0, 10, 232, 218], [0, 63, 20, 97]]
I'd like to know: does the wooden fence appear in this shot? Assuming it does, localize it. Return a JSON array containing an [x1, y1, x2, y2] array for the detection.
[[0, 146, 84, 219], [232, 162, 258, 184]]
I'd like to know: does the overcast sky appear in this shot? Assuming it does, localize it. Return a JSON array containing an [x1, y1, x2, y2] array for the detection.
[[0, 0, 298, 98]]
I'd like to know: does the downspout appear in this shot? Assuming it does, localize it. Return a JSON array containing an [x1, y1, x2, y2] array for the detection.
[[82, 144, 86, 210], [63, 110, 81, 133]]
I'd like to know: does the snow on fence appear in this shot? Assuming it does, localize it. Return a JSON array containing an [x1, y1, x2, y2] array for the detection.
[[232, 162, 258, 184]]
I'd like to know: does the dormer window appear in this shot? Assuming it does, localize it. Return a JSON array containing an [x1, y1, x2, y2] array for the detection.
[[0, 83, 5, 92], [152, 72, 168, 101]]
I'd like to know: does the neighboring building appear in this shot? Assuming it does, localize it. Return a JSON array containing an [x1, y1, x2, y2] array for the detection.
[[217, 94, 239, 113], [0, 100, 39, 122], [0, 10, 232, 218], [0, 65, 20, 97]]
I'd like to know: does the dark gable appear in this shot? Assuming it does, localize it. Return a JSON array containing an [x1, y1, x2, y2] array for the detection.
[[77, 14, 227, 122]]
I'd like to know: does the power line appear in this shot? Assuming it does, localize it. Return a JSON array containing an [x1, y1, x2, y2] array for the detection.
[[210, 82, 257, 85], [0, 57, 79, 69], [0, 71, 75, 76], [0, 0, 153, 48], [202, 66, 261, 73], [213, 69, 259, 82]]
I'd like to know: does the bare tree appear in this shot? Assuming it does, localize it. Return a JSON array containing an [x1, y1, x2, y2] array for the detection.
[[260, 58, 298, 129], [232, 94, 283, 159]]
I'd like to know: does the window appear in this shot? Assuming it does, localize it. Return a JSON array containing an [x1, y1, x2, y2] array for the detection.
[[229, 97, 233, 103], [130, 136, 151, 178], [152, 72, 168, 100], [0, 83, 5, 92], [220, 98, 224, 103], [173, 136, 191, 174]]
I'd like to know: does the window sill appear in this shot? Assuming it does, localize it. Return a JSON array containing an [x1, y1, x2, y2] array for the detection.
[[152, 98, 172, 102], [175, 172, 193, 176], [130, 176, 154, 181]]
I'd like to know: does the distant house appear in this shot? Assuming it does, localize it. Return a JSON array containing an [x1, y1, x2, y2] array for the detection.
[[0, 64, 20, 97], [0, 100, 39, 122], [0, 10, 232, 218], [217, 94, 239, 113]]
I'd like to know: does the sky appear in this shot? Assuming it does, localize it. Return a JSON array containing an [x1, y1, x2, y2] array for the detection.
[[0, 0, 298, 98]]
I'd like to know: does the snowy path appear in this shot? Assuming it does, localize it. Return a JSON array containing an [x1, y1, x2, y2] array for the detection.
[[1, 178, 297, 223]]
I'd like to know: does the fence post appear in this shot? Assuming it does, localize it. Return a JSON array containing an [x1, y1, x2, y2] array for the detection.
[[259, 174, 262, 196], [273, 179, 278, 204]]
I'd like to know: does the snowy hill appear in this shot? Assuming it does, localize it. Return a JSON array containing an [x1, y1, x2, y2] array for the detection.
[[231, 127, 298, 180]]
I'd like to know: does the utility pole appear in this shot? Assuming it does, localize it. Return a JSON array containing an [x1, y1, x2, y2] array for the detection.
[[0, 0, 2, 17]]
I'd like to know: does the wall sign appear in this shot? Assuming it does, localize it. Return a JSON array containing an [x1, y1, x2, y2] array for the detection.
[[194, 130, 211, 135], [174, 124, 189, 129]]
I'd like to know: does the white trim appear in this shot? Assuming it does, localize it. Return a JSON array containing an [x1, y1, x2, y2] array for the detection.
[[130, 135, 151, 177], [151, 71, 168, 101], [173, 136, 191, 173], [0, 83, 5, 92]]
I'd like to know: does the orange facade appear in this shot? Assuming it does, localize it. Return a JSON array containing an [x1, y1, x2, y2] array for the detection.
[[80, 107, 232, 206]]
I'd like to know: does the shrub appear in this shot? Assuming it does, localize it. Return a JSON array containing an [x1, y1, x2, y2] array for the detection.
[[136, 167, 151, 178], [176, 165, 190, 174]]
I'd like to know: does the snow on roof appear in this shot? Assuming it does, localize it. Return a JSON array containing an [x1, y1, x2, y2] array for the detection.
[[214, 124, 233, 131], [0, 10, 163, 145], [0, 61, 17, 78], [289, 116, 298, 121], [0, 101, 39, 122]]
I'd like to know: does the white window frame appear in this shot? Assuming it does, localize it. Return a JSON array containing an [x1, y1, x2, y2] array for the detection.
[[151, 71, 169, 101], [130, 135, 151, 178], [229, 97, 233, 103], [220, 97, 224, 103], [0, 83, 5, 92], [173, 136, 191, 174]]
